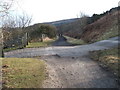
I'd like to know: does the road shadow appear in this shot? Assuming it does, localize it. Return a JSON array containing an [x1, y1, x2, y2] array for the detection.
[[52, 36, 76, 46]]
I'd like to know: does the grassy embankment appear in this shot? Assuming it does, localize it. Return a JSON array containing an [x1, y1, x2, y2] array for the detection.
[[95, 25, 119, 42], [90, 48, 120, 77], [64, 36, 86, 45], [1, 58, 46, 88], [26, 39, 55, 48]]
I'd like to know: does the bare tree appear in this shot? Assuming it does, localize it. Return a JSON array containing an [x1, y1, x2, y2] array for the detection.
[[2, 16, 16, 30], [0, 0, 14, 18], [2, 13, 32, 29], [17, 13, 32, 45], [1, 13, 32, 48], [0, 0, 15, 57], [78, 12, 89, 29], [17, 13, 32, 29]]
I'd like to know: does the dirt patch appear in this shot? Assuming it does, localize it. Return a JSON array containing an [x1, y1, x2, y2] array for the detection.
[[42, 63, 63, 88], [43, 37, 52, 41]]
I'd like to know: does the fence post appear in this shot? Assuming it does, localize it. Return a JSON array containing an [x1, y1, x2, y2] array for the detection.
[[26, 33, 28, 45], [22, 33, 28, 47], [0, 29, 4, 57]]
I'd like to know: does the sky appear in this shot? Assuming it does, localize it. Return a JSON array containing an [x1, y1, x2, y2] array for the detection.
[[13, 0, 120, 24]]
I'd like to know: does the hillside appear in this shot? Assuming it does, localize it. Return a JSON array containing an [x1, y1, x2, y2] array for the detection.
[[26, 7, 119, 43], [81, 7, 119, 43], [57, 7, 119, 43], [57, 17, 89, 38], [43, 18, 79, 26]]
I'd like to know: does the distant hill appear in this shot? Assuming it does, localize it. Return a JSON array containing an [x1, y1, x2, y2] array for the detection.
[[27, 7, 119, 43], [27, 18, 80, 34], [56, 17, 89, 38], [26, 18, 80, 39], [42, 18, 79, 26]]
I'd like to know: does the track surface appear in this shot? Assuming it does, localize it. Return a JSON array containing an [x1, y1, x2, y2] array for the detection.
[[52, 36, 75, 46], [5, 36, 119, 88]]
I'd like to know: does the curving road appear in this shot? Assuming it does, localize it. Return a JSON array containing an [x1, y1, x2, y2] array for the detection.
[[5, 36, 119, 88], [52, 36, 75, 46]]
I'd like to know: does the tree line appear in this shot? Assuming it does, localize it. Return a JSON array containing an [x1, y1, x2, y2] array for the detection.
[[27, 24, 57, 42], [0, 0, 57, 57]]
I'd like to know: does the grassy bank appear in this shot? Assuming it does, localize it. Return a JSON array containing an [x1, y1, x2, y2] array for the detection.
[[94, 25, 119, 43], [64, 36, 86, 45], [2, 58, 46, 88], [90, 48, 119, 77], [26, 40, 55, 48]]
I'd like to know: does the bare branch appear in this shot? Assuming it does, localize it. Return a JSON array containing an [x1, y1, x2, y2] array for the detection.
[[0, 0, 14, 18], [18, 13, 32, 28]]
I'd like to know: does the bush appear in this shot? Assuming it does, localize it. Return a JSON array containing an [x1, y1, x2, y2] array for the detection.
[[29, 24, 57, 42]]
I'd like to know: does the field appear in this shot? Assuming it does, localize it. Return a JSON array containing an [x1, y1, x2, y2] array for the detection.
[[2, 58, 46, 88]]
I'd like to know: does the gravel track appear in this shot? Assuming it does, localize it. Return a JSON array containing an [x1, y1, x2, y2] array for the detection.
[[5, 36, 119, 88]]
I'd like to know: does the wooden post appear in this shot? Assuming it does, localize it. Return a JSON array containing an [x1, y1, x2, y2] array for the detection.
[[0, 29, 4, 57], [41, 34, 43, 42], [26, 33, 28, 45], [21, 33, 28, 47]]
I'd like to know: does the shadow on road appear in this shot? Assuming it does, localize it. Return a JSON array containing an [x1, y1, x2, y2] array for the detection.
[[52, 36, 75, 46]]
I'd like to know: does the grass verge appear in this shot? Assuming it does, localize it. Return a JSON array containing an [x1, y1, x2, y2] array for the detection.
[[64, 36, 86, 45], [90, 48, 120, 78], [26, 40, 55, 48], [2, 58, 46, 88], [3, 46, 24, 52], [3, 39, 55, 52]]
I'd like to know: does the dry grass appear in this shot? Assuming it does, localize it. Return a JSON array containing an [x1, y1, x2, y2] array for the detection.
[[90, 48, 119, 77], [81, 11, 119, 43], [64, 35, 86, 45], [96, 25, 119, 42], [26, 39, 55, 48]]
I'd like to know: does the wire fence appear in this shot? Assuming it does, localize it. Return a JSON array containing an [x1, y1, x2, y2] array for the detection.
[[4, 33, 28, 48], [0, 29, 28, 57]]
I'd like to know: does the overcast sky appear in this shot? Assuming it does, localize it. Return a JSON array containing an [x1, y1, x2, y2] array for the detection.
[[14, 0, 119, 24]]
